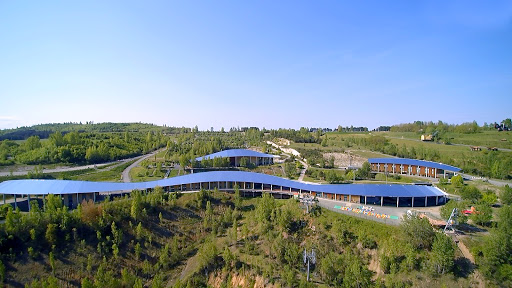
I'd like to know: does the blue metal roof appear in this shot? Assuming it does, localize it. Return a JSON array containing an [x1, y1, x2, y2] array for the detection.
[[0, 171, 445, 198], [195, 149, 275, 161], [368, 158, 461, 172]]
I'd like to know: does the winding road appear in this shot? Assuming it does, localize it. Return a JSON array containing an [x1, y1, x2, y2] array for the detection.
[[121, 149, 164, 182]]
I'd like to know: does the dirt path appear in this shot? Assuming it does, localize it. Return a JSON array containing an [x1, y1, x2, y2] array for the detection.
[[453, 234, 485, 288], [267, 140, 309, 182]]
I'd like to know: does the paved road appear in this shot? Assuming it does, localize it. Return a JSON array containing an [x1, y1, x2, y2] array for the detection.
[[460, 173, 511, 187], [122, 149, 165, 182], [0, 160, 128, 177]]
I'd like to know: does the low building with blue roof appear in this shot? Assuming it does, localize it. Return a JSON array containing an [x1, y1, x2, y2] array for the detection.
[[0, 171, 447, 211], [195, 149, 275, 167], [368, 158, 461, 178]]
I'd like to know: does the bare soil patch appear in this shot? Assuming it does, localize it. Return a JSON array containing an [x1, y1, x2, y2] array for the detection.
[[323, 152, 366, 168]]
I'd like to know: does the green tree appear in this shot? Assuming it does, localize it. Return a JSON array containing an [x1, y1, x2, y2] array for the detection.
[[460, 185, 482, 203], [501, 185, 512, 205], [49, 131, 65, 147], [502, 118, 512, 129], [401, 216, 435, 250], [223, 246, 235, 269], [179, 154, 189, 169], [198, 237, 218, 273], [343, 252, 372, 288], [451, 175, 464, 187], [277, 206, 293, 233], [256, 193, 276, 227], [319, 252, 343, 286], [49, 251, 56, 275], [357, 161, 371, 179], [233, 184, 242, 209], [45, 223, 58, 246], [481, 190, 498, 206], [428, 233, 454, 275], [345, 170, 355, 182], [481, 205, 512, 282], [471, 204, 493, 226], [111, 221, 123, 245], [131, 190, 143, 221], [24, 135, 42, 151], [135, 242, 142, 261], [159, 243, 170, 268], [81, 278, 94, 288], [285, 162, 297, 179], [136, 222, 143, 240], [204, 201, 213, 230]]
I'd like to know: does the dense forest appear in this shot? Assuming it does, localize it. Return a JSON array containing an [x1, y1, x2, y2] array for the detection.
[[0, 123, 188, 141], [1, 121, 511, 180], [0, 131, 167, 165], [0, 124, 267, 167]]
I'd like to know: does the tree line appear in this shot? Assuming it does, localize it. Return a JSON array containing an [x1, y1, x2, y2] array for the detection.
[[0, 131, 168, 165]]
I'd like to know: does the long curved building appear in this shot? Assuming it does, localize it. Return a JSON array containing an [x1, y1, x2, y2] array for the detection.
[[0, 171, 446, 210], [368, 158, 461, 178], [195, 149, 275, 166]]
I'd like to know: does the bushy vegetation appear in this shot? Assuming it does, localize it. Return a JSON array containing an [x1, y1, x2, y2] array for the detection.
[[0, 130, 167, 165], [270, 128, 320, 143], [0, 187, 485, 287]]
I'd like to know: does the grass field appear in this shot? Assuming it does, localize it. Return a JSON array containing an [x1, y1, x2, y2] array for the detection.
[[252, 164, 285, 177], [374, 131, 512, 150], [317, 131, 512, 179], [69, 160, 137, 182], [129, 166, 165, 182]]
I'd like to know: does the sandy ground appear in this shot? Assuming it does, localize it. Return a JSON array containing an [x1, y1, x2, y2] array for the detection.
[[275, 138, 290, 146], [323, 152, 366, 168]]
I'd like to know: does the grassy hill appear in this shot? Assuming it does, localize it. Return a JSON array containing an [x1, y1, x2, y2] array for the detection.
[[0, 188, 498, 287]]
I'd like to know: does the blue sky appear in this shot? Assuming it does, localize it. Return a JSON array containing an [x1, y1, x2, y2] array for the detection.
[[1, 1, 511, 130]]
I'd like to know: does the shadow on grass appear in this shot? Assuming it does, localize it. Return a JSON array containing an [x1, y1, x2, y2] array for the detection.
[[453, 256, 475, 278]]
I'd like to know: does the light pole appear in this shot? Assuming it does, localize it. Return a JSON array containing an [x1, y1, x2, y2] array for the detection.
[[300, 195, 315, 213], [303, 248, 316, 281]]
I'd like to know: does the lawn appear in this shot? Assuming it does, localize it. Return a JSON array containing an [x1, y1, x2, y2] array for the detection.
[[375, 131, 512, 150], [129, 166, 164, 182]]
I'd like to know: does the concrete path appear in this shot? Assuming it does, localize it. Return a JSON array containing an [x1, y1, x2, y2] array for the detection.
[[122, 148, 165, 182]]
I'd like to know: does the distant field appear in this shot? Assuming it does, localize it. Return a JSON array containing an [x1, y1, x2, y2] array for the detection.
[[69, 160, 136, 182], [375, 131, 512, 150]]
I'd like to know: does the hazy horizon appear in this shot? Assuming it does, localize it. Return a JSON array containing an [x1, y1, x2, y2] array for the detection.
[[1, 1, 511, 130]]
